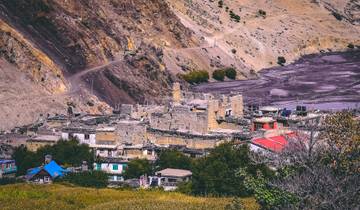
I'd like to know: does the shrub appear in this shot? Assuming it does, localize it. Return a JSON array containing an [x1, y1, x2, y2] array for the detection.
[[123, 159, 152, 179], [181, 70, 209, 84], [229, 11, 241, 22], [258, 10, 266, 18], [218, 0, 223, 8], [332, 12, 342, 21], [212, 69, 226, 81], [231, 49, 237, 54], [58, 171, 108, 188], [277, 56, 286, 66], [225, 68, 237, 79], [348, 43, 355, 49]]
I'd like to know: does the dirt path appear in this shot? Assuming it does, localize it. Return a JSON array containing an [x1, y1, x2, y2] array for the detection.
[[66, 57, 124, 95]]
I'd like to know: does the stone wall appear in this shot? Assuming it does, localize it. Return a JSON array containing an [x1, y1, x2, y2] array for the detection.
[[115, 121, 147, 145]]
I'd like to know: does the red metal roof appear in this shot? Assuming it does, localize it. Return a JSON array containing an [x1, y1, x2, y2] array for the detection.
[[252, 133, 295, 153]]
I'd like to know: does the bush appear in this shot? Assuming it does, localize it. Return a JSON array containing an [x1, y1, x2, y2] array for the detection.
[[229, 11, 241, 22], [258, 10, 266, 18], [0, 178, 24, 185], [181, 70, 209, 84], [156, 150, 192, 170], [225, 68, 237, 80], [231, 49, 237, 54], [218, 0, 223, 8], [212, 69, 226, 81], [58, 171, 108, 188], [348, 43, 355, 49], [332, 12, 342, 21], [277, 56, 286, 66], [124, 159, 152, 179]]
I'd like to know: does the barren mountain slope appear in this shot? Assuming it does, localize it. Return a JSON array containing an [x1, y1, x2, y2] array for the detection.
[[0, 0, 196, 129], [165, 0, 360, 73], [0, 0, 359, 130]]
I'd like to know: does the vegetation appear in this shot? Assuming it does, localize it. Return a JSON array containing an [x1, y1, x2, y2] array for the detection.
[[57, 171, 108, 188], [156, 150, 192, 170], [212, 68, 237, 81], [0, 184, 260, 210], [212, 69, 226, 81], [190, 144, 274, 196], [218, 0, 223, 8], [123, 159, 152, 179], [181, 70, 209, 84], [249, 111, 360, 209], [348, 43, 355, 49], [12, 139, 94, 175], [277, 56, 286, 66], [225, 67, 237, 79], [257, 10, 267, 18], [332, 11, 343, 21], [229, 11, 241, 22]]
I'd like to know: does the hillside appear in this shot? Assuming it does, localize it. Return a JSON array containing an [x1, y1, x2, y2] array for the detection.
[[165, 0, 360, 74], [0, 0, 359, 130], [0, 184, 259, 210]]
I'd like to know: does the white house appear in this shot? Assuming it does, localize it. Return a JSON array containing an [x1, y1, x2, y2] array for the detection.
[[94, 158, 128, 182]]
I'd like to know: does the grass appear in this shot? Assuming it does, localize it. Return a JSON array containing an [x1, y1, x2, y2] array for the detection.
[[0, 184, 259, 210]]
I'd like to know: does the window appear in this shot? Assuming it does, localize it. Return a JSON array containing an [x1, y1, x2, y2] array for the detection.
[[96, 163, 101, 170], [85, 134, 90, 140], [44, 176, 51, 183], [112, 164, 118, 171]]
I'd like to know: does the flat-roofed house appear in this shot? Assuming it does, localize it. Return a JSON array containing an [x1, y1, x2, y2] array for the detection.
[[26, 135, 61, 152], [150, 168, 192, 191]]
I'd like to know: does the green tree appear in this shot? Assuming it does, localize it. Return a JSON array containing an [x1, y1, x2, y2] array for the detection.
[[212, 69, 225, 81], [156, 150, 192, 170], [225, 68, 237, 79], [191, 144, 273, 196], [58, 171, 108, 188], [123, 159, 152, 179], [12, 139, 94, 175], [181, 70, 209, 84]]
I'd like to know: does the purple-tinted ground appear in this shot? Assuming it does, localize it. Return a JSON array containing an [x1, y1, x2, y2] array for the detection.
[[194, 50, 360, 111]]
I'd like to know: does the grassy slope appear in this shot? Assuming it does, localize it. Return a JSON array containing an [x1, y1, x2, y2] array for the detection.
[[0, 184, 259, 210]]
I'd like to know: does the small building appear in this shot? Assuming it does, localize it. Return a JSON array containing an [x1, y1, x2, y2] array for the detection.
[[26, 135, 61, 152], [94, 158, 128, 182], [26, 160, 68, 184], [252, 117, 278, 131], [61, 127, 96, 145], [119, 144, 157, 160], [151, 168, 192, 191], [93, 127, 119, 158], [0, 159, 17, 178]]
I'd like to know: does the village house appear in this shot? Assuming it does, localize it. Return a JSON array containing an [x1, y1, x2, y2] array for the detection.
[[0, 159, 17, 178], [26, 134, 61, 152], [94, 158, 128, 182], [149, 168, 192, 191], [26, 156, 68, 184]]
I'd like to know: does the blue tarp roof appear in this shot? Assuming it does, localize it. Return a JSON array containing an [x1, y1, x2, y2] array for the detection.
[[26, 160, 69, 179]]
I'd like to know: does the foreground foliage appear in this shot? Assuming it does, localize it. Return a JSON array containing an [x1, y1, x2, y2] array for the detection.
[[0, 184, 259, 210], [12, 139, 93, 175], [56, 171, 108, 188]]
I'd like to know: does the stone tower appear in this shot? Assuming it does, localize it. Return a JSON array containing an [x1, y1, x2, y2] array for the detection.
[[207, 99, 220, 131], [230, 95, 244, 117], [172, 82, 182, 104]]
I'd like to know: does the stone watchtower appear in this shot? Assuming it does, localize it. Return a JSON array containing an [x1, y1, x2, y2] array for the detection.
[[230, 95, 244, 118], [172, 82, 182, 104]]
